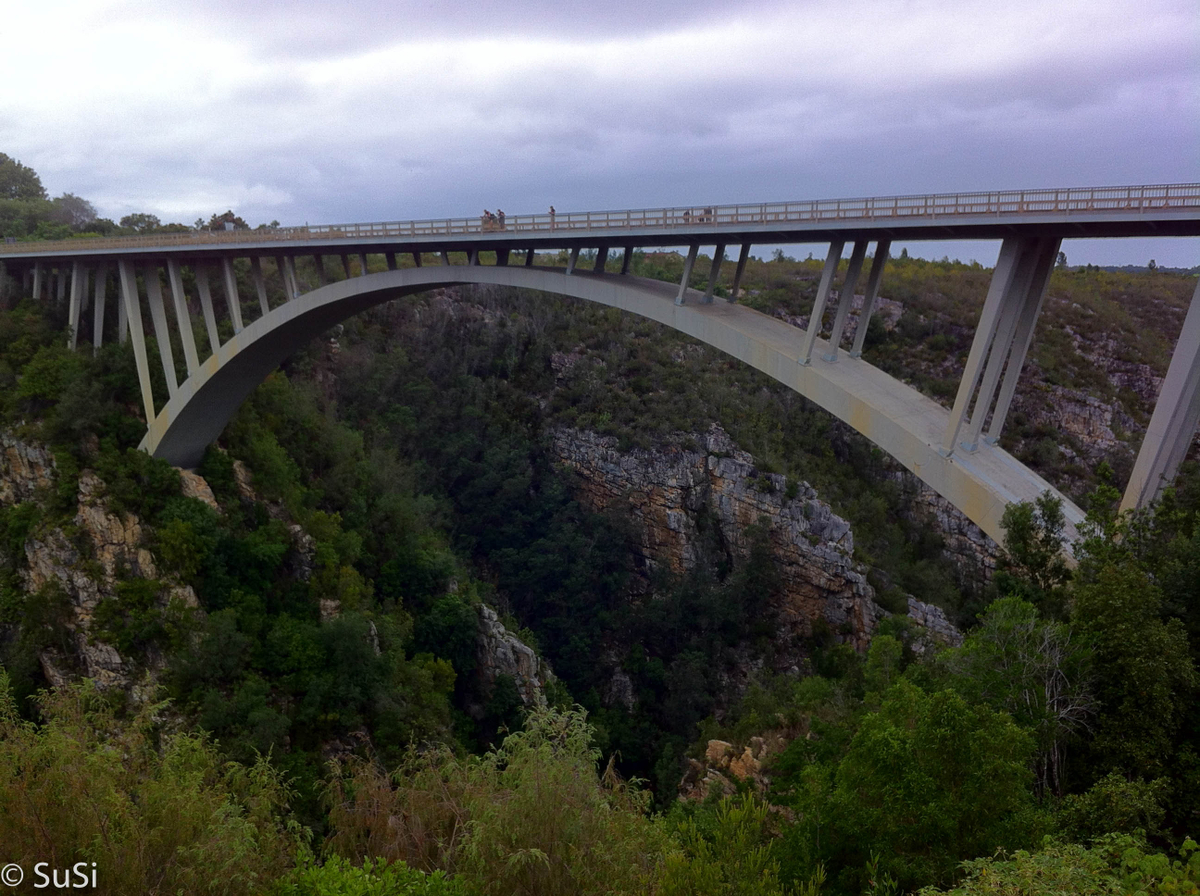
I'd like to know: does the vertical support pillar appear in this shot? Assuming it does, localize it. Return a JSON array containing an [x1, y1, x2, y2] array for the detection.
[[730, 244, 751, 303], [850, 240, 890, 358], [440, 251, 451, 266], [497, 248, 510, 267], [468, 248, 480, 266], [32, 262, 42, 301], [67, 260, 84, 350], [825, 241, 869, 360], [410, 252, 421, 268], [284, 257, 300, 300], [620, 246, 633, 274], [274, 257, 292, 301], [566, 247, 580, 275], [526, 248, 535, 267], [800, 241, 845, 365], [593, 246, 608, 273], [166, 259, 200, 376], [312, 255, 328, 286], [117, 259, 156, 423], [56, 268, 67, 304], [362, 253, 373, 273], [194, 264, 221, 355], [92, 265, 108, 354], [940, 238, 1023, 457], [961, 241, 1042, 451], [340, 254, 352, 278], [704, 244, 726, 303], [221, 257, 243, 334], [118, 282, 129, 344], [144, 265, 178, 399], [1122, 274, 1200, 512], [984, 238, 1059, 444], [251, 257, 270, 317], [675, 245, 699, 305], [384, 252, 397, 271]]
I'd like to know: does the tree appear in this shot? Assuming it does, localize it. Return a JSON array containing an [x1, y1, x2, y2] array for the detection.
[[1071, 563, 1198, 778], [996, 493, 1072, 616], [942, 597, 1094, 796], [50, 192, 97, 229], [1056, 250, 1068, 268], [0, 153, 46, 200], [208, 210, 250, 231], [815, 680, 1039, 891], [119, 212, 162, 233]]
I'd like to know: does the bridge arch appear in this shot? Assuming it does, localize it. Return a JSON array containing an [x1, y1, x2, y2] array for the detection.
[[141, 263, 1078, 547]]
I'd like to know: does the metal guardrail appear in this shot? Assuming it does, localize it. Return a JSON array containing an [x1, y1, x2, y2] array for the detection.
[[4, 183, 1199, 255]]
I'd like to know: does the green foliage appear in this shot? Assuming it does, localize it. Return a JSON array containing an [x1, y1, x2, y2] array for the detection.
[[660, 794, 817, 896], [1071, 563, 1198, 778], [995, 493, 1072, 617], [0, 152, 46, 201], [1057, 772, 1169, 842], [273, 855, 468, 896], [790, 680, 1040, 893], [0, 674, 303, 895], [917, 835, 1200, 895], [327, 706, 666, 896]]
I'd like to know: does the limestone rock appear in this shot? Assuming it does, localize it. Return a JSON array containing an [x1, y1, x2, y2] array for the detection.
[[179, 469, 219, 511], [0, 433, 55, 504], [476, 605, 553, 709]]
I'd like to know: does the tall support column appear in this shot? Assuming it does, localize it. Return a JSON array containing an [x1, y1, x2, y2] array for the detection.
[[594, 246, 608, 273], [312, 255, 328, 286], [386, 252, 397, 271], [410, 252, 421, 268], [117, 260, 156, 424], [497, 248, 510, 267], [800, 241, 845, 365], [221, 257, 243, 333], [675, 245, 699, 305], [118, 283, 129, 344], [67, 260, 84, 350], [56, 267, 67, 304], [1122, 274, 1200, 512], [144, 265, 178, 399], [284, 257, 300, 300], [166, 259, 200, 376], [526, 248, 536, 267], [361, 253, 373, 273], [468, 248, 480, 266], [340, 254, 352, 278], [825, 241, 868, 361], [730, 243, 751, 303], [566, 247, 580, 275], [850, 240, 890, 358], [960, 240, 1044, 452], [985, 238, 1060, 444], [620, 246, 633, 274], [440, 251, 451, 266], [274, 257, 293, 300], [92, 265, 108, 354], [32, 262, 42, 301], [194, 264, 221, 356], [704, 244, 726, 303], [940, 238, 1024, 457], [251, 257, 270, 317]]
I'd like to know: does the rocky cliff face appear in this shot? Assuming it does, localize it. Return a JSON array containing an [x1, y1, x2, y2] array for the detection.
[[549, 424, 960, 669], [474, 605, 553, 710]]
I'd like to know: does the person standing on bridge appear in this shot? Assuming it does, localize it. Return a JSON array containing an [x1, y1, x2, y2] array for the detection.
[[549, 206, 556, 229], [497, 209, 505, 230]]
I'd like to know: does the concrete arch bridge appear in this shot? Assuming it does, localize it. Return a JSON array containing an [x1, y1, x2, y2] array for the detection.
[[3, 183, 1200, 547]]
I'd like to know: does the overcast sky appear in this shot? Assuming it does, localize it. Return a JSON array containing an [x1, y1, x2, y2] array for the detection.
[[2, 0, 1197, 266]]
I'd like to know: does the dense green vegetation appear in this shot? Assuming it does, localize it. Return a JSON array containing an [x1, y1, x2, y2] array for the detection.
[[2, 155, 1200, 892]]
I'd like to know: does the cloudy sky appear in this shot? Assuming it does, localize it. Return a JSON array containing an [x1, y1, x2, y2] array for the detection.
[[2, 0, 1197, 265]]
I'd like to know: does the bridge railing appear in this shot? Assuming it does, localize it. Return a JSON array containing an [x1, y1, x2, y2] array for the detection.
[[3, 183, 1199, 255]]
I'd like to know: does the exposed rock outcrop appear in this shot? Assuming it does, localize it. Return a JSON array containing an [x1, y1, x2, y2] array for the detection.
[[475, 604, 553, 709], [550, 425, 961, 670]]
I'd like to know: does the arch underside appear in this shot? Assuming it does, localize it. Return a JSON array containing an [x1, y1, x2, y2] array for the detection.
[[142, 265, 1083, 546]]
